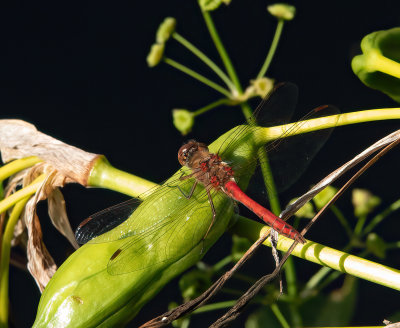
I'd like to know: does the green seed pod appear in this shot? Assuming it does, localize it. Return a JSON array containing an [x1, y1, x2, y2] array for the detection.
[[267, 3, 296, 21], [172, 109, 195, 135], [351, 27, 400, 103], [33, 125, 259, 327]]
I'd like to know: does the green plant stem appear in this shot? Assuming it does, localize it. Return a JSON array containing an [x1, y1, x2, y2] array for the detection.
[[0, 157, 42, 181], [0, 198, 29, 327], [193, 98, 232, 117], [212, 254, 233, 271], [200, 10, 302, 321], [363, 198, 400, 235], [200, 9, 242, 96], [271, 303, 290, 328], [354, 214, 367, 236], [164, 57, 232, 98], [257, 108, 400, 145], [365, 50, 400, 79], [0, 174, 45, 214], [331, 205, 353, 239], [88, 157, 157, 199], [257, 19, 285, 79], [172, 33, 237, 93], [231, 216, 400, 291], [193, 300, 237, 314]]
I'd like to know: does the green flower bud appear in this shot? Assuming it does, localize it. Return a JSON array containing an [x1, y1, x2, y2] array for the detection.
[[352, 188, 381, 218], [199, 0, 230, 12], [352, 27, 400, 103], [366, 233, 387, 259], [156, 17, 177, 44], [172, 109, 195, 135], [267, 3, 296, 21], [313, 185, 337, 210], [250, 77, 274, 98], [290, 199, 315, 219], [146, 43, 165, 67]]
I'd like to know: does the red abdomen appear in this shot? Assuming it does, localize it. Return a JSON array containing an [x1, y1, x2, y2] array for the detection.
[[224, 181, 305, 244]]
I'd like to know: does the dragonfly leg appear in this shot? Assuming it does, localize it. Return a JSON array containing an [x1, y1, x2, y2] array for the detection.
[[177, 181, 198, 199], [203, 188, 217, 241]]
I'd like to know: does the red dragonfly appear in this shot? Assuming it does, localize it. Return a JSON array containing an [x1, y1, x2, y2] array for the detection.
[[75, 83, 337, 274]]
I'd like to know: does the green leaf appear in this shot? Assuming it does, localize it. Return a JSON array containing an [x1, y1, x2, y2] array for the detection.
[[366, 233, 387, 259], [231, 234, 252, 262], [301, 276, 358, 326], [245, 307, 282, 328], [179, 269, 212, 301], [352, 27, 400, 103]]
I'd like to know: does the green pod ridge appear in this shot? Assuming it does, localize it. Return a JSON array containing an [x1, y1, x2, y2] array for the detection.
[[351, 27, 400, 103], [33, 125, 258, 328]]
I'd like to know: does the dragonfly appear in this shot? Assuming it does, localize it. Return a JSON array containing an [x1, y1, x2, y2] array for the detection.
[[75, 82, 338, 275]]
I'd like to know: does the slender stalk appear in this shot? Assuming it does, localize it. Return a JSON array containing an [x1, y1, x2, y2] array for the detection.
[[199, 8, 302, 320], [0, 157, 42, 181], [331, 205, 353, 239], [0, 198, 29, 326], [0, 174, 45, 214], [193, 300, 237, 314], [231, 217, 400, 291], [257, 19, 285, 79], [164, 57, 232, 98], [200, 9, 242, 95], [354, 215, 367, 236], [172, 33, 236, 92], [193, 98, 232, 117], [363, 198, 400, 235], [270, 303, 290, 328]]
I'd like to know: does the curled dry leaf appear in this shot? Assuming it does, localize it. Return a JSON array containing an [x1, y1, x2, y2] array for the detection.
[[0, 119, 102, 290], [0, 119, 100, 185]]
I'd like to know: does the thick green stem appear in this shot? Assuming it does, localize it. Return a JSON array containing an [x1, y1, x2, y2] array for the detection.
[[365, 50, 400, 79], [257, 19, 285, 79], [231, 217, 400, 291], [164, 57, 232, 98], [0, 198, 29, 327], [88, 157, 157, 199], [257, 108, 400, 145], [172, 33, 236, 92]]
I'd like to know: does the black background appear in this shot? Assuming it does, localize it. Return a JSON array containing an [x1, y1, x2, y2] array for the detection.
[[2, 0, 400, 327]]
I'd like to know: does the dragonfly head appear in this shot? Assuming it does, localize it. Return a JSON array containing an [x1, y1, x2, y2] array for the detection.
[[178, 140, 208, 166]]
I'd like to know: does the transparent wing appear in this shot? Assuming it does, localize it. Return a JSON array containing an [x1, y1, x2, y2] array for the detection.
[[105, 187, 231, 275], [75, 198, 140, 244]]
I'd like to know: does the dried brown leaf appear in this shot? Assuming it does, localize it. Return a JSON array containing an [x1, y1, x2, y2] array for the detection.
[[0, 119, 101, 186]]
